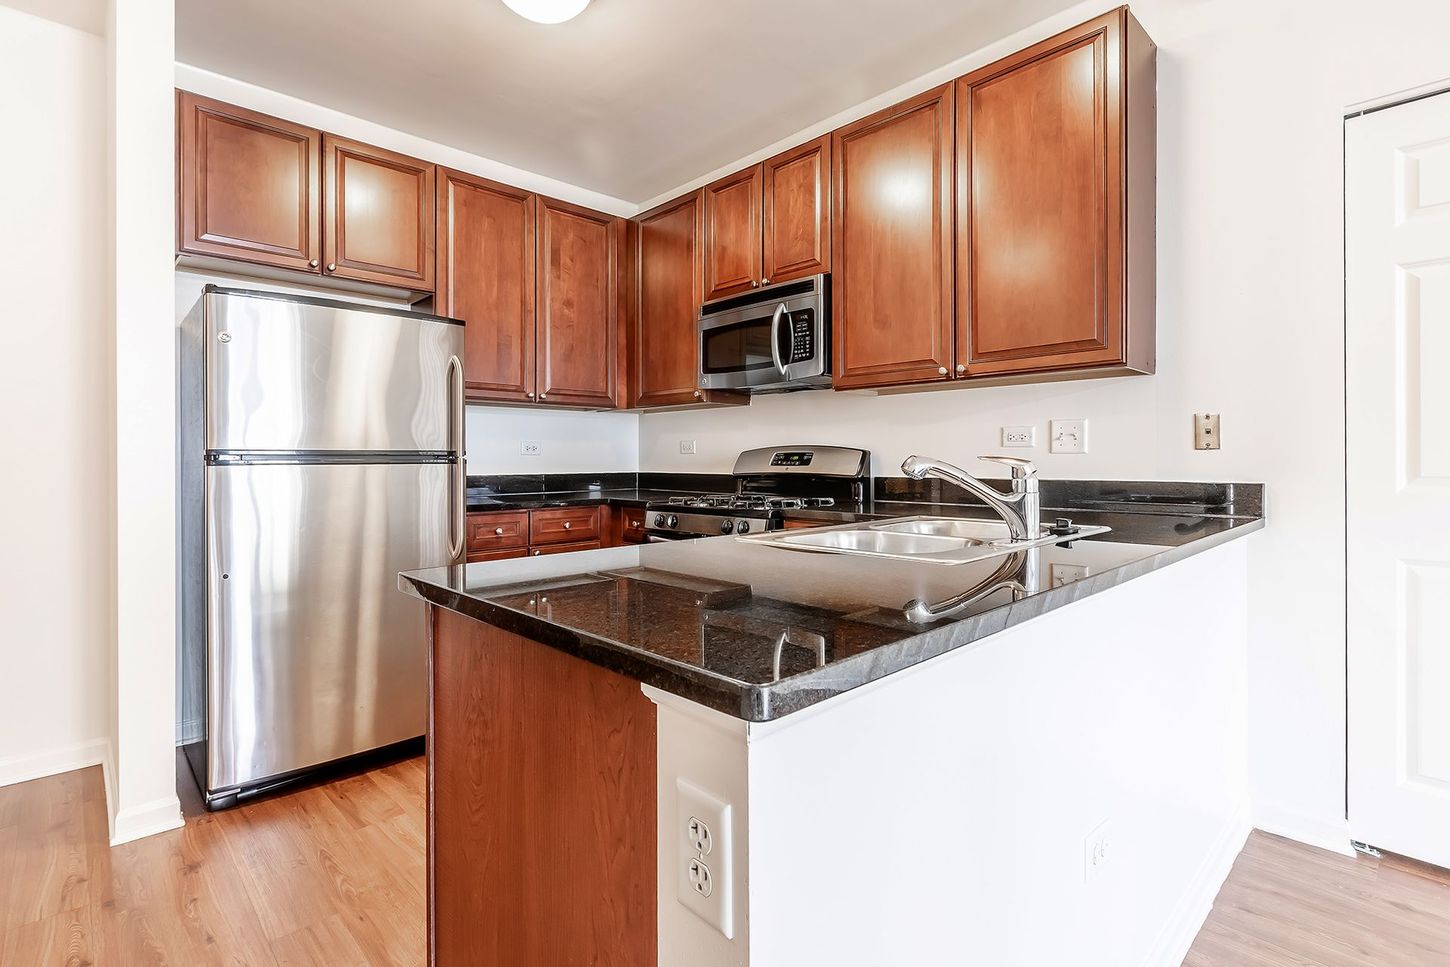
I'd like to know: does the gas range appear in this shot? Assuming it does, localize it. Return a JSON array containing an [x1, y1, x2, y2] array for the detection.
[[645, 445, 869, 541]]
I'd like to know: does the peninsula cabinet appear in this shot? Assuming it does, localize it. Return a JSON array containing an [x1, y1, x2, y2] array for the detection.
[[701, 135, 832, 301], [634, 190, 745, 409], [955, 7, 1156, 378], [437, 171, 622, 407], [830, 84, 956, 390], [177, 92, 321, 274]]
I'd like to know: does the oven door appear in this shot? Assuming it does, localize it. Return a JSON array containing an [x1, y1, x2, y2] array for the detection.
[[698, 278, 829, 391]]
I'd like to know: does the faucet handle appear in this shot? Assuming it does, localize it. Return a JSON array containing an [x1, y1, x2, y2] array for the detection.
[[979, 455, 1038, 479]]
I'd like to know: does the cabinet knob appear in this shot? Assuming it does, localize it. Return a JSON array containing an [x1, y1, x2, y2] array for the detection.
[[563, 521, 572, 530], [937, 366, 948, 376], [955, 363, 966, 374], [309, 259, 320, 268], [526, 392, 535, 399], [532, 549, 541, 556], [325, 262, 336, 272], [762, 277, 770, 285], [539, 394, 547, 401], [750, 280, 760, 288], [494, 527, 504, 536], [693, 390, 703, 398]]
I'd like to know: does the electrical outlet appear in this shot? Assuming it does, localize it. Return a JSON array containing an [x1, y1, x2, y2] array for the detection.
[[687, 858, 714, 898], [1050, 419, 1088, 454], [520, 440, 542, 457], [1194, 413, 1221, 450], [680, 439, 697, 455], [1051, 563, 1091, 587], [1084, 820, 1112, 883], [676, 778, 733, 938], [687, 815, 713, 856], [1001, 426, 1036, 448]]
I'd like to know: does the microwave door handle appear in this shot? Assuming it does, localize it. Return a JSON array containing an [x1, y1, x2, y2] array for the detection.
[[769, 303, 789, 376]]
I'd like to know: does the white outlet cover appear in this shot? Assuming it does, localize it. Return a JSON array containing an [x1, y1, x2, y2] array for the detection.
[[1049, 419, 1088, 454], [676, 778, 733, 938], [520, 440, 542, 456], [1001, 425, 1036, 448], [680, 439, 697, 455], [1083, 818, 1112, 883]]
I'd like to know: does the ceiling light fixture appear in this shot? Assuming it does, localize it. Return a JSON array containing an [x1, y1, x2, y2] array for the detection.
[[501, 0, 591, 24]]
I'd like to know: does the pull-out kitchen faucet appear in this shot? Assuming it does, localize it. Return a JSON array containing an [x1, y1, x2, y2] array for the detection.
[[899, 454, 1040, 541]]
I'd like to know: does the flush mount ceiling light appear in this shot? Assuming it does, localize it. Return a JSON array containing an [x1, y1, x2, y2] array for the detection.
[[501, 0, 591, 23]]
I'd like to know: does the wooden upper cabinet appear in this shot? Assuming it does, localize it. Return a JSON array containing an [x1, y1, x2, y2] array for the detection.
[[956, 8, 1155, 377], [437, 169, 536, 402], [536, 197, 620, 407], [177, 91, 321, 273], [324, 135, 435, 292], [702, 165, 764, 300], [635, 191, 706, 407], [762, 135, 831, 286], [831, 84, 955, 390]]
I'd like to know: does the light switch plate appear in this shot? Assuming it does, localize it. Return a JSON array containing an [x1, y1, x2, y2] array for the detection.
[[1049, 420, 1088, 454], [676, 778, 733, 938], [1194, 413, 1221, 450]]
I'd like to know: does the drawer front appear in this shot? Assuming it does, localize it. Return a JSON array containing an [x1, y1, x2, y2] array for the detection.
[[620, 507, 648, 544], [467, 511, 530, 552], [781, 518, 821, 530], [530, 506, 601, 545], [467, 547, 528, 563], [531, 539, 601, 556]]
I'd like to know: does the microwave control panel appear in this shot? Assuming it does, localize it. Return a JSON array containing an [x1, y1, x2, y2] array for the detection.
[[786, 309, 815, 363]]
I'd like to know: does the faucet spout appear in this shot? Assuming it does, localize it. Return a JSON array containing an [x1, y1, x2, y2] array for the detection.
[[899, 454, 1040, 541]]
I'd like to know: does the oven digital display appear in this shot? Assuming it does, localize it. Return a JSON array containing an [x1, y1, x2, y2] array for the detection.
[[770, 451, 813, 467]]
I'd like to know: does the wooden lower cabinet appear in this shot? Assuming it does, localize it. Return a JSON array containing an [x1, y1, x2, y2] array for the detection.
[[429, 609, 656, 966], [466, 504, 628, 559], [614, 507, 648, 544], [531, 539, 602, 556], [468, 547, 528, 563]]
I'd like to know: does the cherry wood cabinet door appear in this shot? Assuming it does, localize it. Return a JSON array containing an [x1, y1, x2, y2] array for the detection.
[[536, 197, 620, 407], [957, 9, 1143, 376], [177, 92, 321, 273], [762, 135, 831, 285], [437, 169, 536, 402], [831, 84, 955, 390], [635, 191, 706, 407], [324, 135, 435, 292], [702, 164, 763, 300]]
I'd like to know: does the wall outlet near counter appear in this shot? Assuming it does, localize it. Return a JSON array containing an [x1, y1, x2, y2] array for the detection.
[[1001, 426, 1036, 448], [1050, 420, 1088, 454], [1084, 819, 1113, 883], [520, 440, 542, 456], [1194, 413, 1221, 450], [677, 778, 733, 938], [679, 439, 697, 455]]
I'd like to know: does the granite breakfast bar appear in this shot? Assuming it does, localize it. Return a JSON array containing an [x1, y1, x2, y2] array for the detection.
[[401, 485, 1263, 967]]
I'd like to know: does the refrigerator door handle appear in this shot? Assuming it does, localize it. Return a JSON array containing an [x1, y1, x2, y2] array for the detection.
[[447, 354, 466, 564]]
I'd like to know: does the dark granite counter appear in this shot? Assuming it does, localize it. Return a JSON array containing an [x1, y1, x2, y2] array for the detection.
[[403, 483, 1264, 722]]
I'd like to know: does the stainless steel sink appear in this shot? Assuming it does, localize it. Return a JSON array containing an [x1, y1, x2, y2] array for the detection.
[[742, 516, 1110, 565]]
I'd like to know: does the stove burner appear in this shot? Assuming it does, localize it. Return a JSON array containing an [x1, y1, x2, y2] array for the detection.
[[662, 493, 837, 512]]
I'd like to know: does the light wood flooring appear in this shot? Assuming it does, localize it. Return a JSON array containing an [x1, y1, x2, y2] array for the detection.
[[3, 759, 1449, 965]]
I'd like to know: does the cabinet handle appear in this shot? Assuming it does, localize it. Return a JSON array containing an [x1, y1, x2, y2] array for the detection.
[[563, 521, 572, 530], [494, 527, 504, 536], [693, 390, 703, 398], [937, 366, 948, 376], [532, 549, 541, 556], [955, 363, 966, 374], [309, 259, 320, 268], [325, 262, 336, 273]]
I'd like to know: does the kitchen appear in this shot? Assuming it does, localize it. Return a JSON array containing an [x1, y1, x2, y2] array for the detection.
[[2, 0, 1449, 965]]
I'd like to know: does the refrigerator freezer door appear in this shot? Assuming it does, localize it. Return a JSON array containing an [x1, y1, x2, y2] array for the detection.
[[204, 291, 464, 453], [205, 460, 449, 793]]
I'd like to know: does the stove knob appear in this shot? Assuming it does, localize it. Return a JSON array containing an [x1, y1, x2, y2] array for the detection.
[[737, 520, 751, 535], [666, 514, 679, 529], [654, 514, 666, 527], [720, 519, 734, 534]]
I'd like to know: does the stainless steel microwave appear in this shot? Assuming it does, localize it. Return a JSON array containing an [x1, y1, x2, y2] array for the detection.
[[697, 274, 831, 393]]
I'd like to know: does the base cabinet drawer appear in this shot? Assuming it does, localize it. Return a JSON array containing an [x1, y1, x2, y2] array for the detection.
[[467, 511, 530, 552], [530, 506, 602, 545], [531, 539, 601, 556], [467, 547, 528, 563]]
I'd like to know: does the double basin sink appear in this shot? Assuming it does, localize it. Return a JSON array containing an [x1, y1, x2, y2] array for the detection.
[[738, 516, 1110, 566]]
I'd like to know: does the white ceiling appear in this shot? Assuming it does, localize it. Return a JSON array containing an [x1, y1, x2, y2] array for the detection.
[[177, 0, 1079, 205]]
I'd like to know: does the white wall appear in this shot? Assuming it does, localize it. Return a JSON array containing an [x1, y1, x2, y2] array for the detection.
[[639, 0, 1450, 853], [0, 5, 112, 788], [464, 405, 638, 475]]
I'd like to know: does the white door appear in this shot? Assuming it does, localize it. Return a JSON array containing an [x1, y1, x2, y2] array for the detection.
[[1347, 89, 1450, 867]]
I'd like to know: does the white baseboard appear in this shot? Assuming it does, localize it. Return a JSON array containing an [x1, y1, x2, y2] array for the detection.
[[1252, 802, 1355, 857], [1138, 803, 1253, 967], [0, 738, 110, 789], [111, 793, 183, 846]]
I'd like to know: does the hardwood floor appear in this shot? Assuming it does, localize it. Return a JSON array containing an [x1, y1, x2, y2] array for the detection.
[[1185, 831, 1450, 966], [0, 756, 425, 966], [4, 763, 1449, 966]]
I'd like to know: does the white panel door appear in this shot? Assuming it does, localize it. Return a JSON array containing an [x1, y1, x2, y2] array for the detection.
[[1347, 89, 1450, 867]]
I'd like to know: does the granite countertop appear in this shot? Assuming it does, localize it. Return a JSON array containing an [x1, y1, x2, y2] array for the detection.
[[402, 486, 1264, 722]]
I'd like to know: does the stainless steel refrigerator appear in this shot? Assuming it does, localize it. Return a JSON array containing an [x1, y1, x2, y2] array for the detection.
[[179, 286, 465, 808]]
